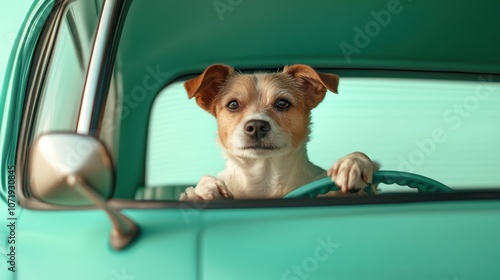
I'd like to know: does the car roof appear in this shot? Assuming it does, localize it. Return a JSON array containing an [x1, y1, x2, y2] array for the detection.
[[119, 0, 500, 76]]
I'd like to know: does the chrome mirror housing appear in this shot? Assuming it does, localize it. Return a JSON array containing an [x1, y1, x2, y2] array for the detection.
[[29, 133, 113, 205]]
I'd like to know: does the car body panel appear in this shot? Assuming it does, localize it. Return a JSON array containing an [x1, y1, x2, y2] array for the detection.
[[1, 2, 54, 278], [11, 200, 500, 279], [201, 201, 500, 279], [15, 208, 200, 279], [0, 0, 54, 193], [0, 1, 35, 91]]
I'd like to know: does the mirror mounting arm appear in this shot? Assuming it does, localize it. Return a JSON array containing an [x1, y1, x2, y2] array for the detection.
[[67, 175, 139, 250]]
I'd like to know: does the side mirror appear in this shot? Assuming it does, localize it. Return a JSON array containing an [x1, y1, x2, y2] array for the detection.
[[29, 133, 139, 250], [29, 133, 113, 205]]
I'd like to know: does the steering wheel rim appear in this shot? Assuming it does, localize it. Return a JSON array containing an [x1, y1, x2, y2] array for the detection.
[[284, 170, 454, 198]]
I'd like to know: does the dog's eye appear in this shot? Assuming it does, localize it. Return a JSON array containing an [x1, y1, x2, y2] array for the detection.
[[275, 99, 291, 111], [226, 100, 240, 111]]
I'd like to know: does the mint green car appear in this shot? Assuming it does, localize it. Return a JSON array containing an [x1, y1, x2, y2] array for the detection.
[[1, 0, 500, 279]]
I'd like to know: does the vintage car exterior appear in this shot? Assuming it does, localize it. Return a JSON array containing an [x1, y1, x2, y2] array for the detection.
[[1, 0, 500, 279]]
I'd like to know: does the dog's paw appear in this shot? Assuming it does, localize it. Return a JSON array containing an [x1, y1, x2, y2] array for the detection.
[[179, 176, 234, 201], [327, 152, 379, 193]]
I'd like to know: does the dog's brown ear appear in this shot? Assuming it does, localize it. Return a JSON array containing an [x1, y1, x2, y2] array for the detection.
[[185, 64, 234, 115], [283, 64, 339, 109]]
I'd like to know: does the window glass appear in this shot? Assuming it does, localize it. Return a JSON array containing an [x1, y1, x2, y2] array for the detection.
[[143, 75, 500, 200], [33, 0, 102, 136], [146, 82, 222, 194], [31, 0, 121, 157]]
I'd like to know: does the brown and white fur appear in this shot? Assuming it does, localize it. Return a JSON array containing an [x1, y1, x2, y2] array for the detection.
[[179, 64, 379, 200]]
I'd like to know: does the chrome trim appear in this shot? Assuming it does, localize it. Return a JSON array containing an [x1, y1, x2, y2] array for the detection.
[[17, 191, 500, 211], [77, 0, 124, 134]]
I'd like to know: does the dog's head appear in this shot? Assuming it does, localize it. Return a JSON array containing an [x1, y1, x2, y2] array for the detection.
[[184, 64, 339, 159]]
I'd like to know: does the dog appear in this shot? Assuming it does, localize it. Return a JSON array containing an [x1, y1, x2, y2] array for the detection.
[[179, 64, 379, 200]]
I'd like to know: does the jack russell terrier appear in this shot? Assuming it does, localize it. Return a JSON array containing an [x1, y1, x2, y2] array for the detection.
[[179, 64, 379, 200]]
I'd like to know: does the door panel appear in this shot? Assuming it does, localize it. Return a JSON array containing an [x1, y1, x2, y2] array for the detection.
[[201, 201, 500, 280], [17, 208, 201, 279]]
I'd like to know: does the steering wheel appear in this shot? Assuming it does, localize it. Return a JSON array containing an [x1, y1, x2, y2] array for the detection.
[[284, 170, 454, 198]]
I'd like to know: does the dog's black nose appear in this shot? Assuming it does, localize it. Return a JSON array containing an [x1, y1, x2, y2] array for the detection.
[[244, 120, 271, 140]]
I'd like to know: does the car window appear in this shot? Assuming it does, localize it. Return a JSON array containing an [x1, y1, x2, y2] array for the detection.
[[141, 74, 500, 200]]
